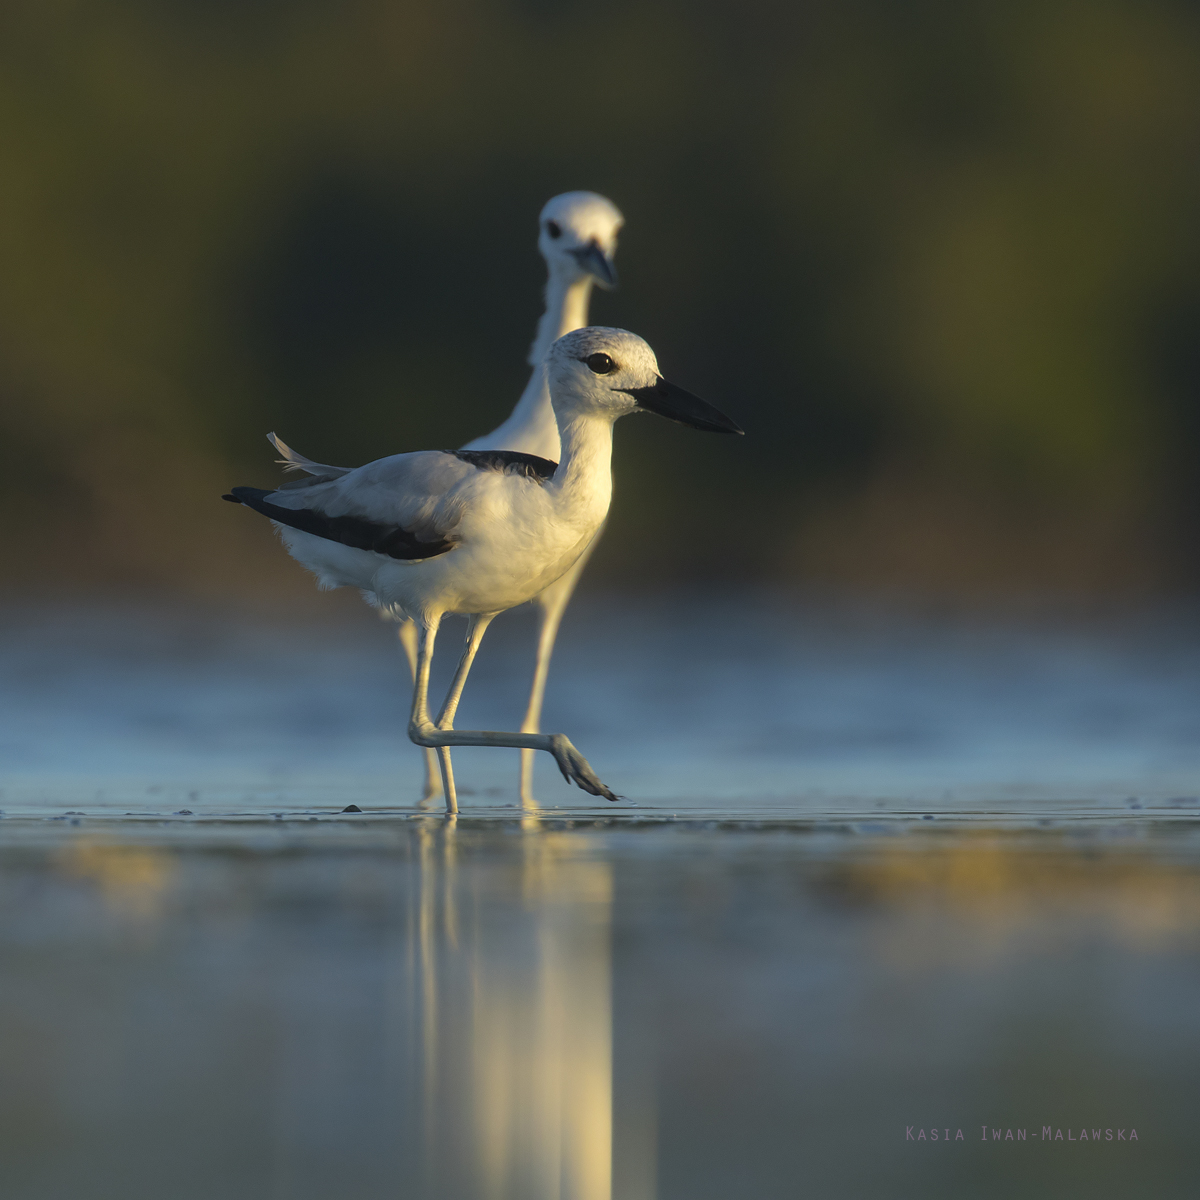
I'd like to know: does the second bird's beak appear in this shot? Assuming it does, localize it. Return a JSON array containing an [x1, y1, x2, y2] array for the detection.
[[618, 377, 744, 434], [570, 239, 618, 289]]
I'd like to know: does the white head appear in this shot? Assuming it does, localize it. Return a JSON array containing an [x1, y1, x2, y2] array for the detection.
[[537, 192, 624, 289], [546, 327, 743, 433]]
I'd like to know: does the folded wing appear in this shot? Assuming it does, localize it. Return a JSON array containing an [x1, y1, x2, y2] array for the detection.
[[224, 450, 482, 561]]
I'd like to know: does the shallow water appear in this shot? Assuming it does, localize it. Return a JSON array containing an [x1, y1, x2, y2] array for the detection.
[[5, 595, 1200, 817], [1, 598, 1199, 1197], [0, 817, 1195, 1199]]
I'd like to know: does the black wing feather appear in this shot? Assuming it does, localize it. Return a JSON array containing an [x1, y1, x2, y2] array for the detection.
[[450, 450, 557, 482], [222, 487, 454, 560]]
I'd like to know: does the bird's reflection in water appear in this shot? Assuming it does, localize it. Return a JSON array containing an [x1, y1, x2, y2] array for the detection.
[[412, 818, 616, 1200], [9, 819, 1199, 1199]]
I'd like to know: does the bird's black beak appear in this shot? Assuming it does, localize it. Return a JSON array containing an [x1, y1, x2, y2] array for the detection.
[[570, 239, 618, 289], [618, 377, 744, 434]]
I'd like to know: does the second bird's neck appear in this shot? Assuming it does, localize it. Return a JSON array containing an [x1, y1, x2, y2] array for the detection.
[[529, 271, 594, 368], [462, 271, 593, 461]]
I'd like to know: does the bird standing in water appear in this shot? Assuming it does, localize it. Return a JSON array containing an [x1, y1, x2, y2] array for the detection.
[[272, 191, 624, 805], [225, 327, 742, 813]]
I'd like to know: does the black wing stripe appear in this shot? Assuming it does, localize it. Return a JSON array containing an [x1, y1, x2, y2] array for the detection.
[[222, 487, 454, 561], [450, 449, 557, 482]]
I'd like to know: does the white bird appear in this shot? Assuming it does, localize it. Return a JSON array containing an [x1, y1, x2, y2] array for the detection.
[[272, 190, 625, 806], [224, 327, 742, 813]]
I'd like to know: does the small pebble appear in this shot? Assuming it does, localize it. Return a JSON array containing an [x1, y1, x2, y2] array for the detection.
[[173, 810, 193, 816], [342, 804, 363, 813]]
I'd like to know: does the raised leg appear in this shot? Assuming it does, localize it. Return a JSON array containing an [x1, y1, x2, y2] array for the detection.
[[407, 590, 617, 805], [408, 615, 618, 806], [409, 721, 617, 802], [517, 526, 603, 805], [399, 618, 443, 806]]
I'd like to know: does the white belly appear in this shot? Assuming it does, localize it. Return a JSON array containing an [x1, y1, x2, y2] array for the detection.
[[277, 510, 598, 620]]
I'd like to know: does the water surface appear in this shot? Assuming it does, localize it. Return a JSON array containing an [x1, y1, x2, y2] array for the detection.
[[4, 595, 1200, 817], [1, 598, 1198, 1197]]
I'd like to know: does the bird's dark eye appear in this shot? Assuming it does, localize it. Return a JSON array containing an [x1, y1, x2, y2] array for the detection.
[[584, 352, 615, 374], [546, 220, 562, 239]]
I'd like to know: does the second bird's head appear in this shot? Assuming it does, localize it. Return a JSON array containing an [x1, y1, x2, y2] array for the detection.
[[538, 192, 623, 289], [547, 328, 743, 435]]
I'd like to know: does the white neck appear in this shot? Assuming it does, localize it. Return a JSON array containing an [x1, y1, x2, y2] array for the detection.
[[548, 408, 615, 535], [529, 270, 593, 368], [460, 267, 593, 461]]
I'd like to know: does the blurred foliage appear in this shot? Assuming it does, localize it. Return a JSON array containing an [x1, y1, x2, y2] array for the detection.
[[2, 0, 1200, 595]]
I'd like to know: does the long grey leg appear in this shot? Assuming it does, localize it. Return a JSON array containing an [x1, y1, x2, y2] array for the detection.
[[409, 614, 458, 812], [436, 613, 498, 731], [408, 722, 617, 802], [409, 609, 617, 808], [518, 588, 569, 806], [517, 526, 603, 805], [399, 619, 443, 805], [434, 747, 456, 815], [429, 613, 496, 813]]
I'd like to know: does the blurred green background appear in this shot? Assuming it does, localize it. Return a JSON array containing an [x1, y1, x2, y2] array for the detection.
[[3, 0, 1200, 598]]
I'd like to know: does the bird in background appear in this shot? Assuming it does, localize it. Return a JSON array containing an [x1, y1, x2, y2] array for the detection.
[[271, 191, 624, 807], [224, 327, 742, 813]]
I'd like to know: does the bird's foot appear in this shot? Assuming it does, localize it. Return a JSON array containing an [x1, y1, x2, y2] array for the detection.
[[548, 735, 618, 802]]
